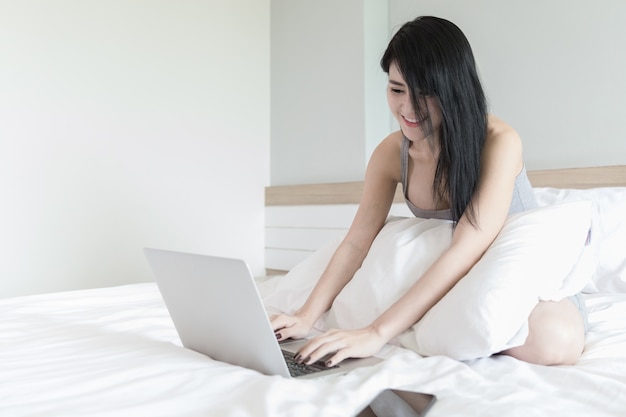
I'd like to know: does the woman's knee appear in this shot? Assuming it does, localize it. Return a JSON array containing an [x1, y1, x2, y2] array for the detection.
[[502, 299, 585, 365]]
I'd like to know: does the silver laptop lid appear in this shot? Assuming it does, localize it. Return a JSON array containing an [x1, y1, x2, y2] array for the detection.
[[144, 248, 291, 378]]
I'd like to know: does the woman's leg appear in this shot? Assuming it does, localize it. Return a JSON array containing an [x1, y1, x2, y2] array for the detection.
[[502, 298, 586, 365]]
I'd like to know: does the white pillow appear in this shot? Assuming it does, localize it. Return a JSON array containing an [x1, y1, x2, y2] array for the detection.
[[263, 200, 592, 361], [410, 200, 592, 360], [261, 217, 454, 333], [326, 217, 453, 330], [261, 235, 342, 331], [534, 187, 626, 293]]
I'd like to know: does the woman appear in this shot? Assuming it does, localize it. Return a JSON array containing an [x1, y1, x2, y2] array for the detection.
[[270, 16, 586, 368]]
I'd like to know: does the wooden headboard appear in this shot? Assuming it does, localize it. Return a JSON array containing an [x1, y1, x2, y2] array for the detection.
[[264, 165, 626, 274]]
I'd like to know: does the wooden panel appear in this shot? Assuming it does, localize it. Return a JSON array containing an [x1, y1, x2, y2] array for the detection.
[[265, 165, 626, 206], [266, 182, 405, 206], [263, 165, 626, 273], [265, 181, 363, 205], [527, 165, 626, 189], [265, 268, 288, 276]]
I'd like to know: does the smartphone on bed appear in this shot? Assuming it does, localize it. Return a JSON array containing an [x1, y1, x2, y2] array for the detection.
[[359, 389, 437, 417]]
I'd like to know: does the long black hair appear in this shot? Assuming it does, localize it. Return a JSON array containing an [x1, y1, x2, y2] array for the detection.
[[381, 16, 488, 225]]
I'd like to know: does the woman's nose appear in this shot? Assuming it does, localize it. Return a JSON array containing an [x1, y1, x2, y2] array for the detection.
[[402, 96, 414, 113]]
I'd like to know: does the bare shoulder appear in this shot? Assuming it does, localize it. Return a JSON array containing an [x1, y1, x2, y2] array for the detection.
[[486, 114, 521, 145], [367, 130, 404, 183], [372, 130, 404, 159], [484, 115, 523, 171], [344, 131, 404, 247]]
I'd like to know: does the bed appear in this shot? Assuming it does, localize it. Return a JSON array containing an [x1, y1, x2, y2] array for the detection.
[[2, 165, 626, 417]]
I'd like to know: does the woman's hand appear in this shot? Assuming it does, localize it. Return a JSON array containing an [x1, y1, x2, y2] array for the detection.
[[294, 326, 386, 367], [270, 312, 315, 342]]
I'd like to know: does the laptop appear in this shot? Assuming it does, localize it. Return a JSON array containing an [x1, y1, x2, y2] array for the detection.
[[143, 247, 382, 379]]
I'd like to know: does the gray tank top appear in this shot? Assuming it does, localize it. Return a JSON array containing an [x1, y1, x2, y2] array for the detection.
[[400, 136, 538, 220]]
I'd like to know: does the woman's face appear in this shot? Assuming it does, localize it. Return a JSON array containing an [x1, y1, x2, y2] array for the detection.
[[386, 62, 441, 143]]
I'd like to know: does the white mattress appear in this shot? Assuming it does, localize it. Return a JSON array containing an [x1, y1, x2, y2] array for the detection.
[[2, 282, 625, 417]]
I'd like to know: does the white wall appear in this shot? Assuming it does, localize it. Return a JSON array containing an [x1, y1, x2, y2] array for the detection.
[[271, 0, 390, 185], [364, 0, 392, 166], [0, 1, 270, 298], [270, 0, 626, 186], [390, 0, 626, 170]]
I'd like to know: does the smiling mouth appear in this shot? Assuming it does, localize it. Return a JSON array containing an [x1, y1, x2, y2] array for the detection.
[[402, 114, 427, 126]]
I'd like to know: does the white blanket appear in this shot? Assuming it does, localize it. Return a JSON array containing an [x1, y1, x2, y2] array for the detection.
[[1, 282, 626, 417]]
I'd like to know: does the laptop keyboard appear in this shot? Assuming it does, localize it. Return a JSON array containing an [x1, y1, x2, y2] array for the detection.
[[281, 349, 338, 377]]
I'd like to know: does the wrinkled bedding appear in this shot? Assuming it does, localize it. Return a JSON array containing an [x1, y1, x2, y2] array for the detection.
[[3, 186, 626, 416], [1, 282, 625, 417]]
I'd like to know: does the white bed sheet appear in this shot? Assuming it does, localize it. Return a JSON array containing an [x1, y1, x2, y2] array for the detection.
[[1, 282, 625, 417]]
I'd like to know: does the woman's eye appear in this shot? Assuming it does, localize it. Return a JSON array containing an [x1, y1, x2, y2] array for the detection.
[[390, 88, 404, 94]]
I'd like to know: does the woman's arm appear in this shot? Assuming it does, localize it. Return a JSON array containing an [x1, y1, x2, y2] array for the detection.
[[372, 117, 524, 340], [270, 133, 403, 341], [297, 117, 524, 366]]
